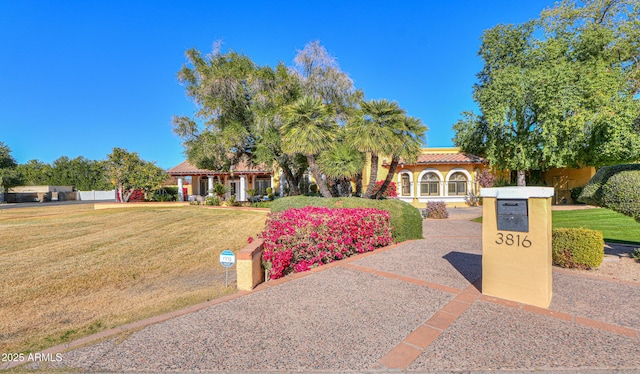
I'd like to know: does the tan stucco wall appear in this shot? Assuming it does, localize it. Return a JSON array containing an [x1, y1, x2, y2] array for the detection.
[[482, 195, 553, 308], [391, 163, 484, 208], [9, 185, 74, 193], [543, 167, 596, 203]]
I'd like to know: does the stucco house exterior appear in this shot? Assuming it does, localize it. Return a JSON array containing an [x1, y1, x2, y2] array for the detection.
[[166, 159, 272, 202], [167, 147, 595, 207], [377, 148, 487, 207]]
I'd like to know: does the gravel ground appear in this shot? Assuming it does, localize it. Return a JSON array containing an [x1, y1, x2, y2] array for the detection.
[[551, 272, 640, 329], [18, 206, 640, 373], [42, 266, 453, 372], [409, 300, 640, 371], [571, 242, 640, 284], [353, 238, 482, 290]]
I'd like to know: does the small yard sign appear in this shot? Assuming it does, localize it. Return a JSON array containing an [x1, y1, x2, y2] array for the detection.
[[219, 250, 236, 268], [219, 249, 236, 288]]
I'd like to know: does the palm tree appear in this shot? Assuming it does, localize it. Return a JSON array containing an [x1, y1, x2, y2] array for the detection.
[[348, 99, 405, 198], [211, 182, 228, 200], [281, 96, 337, 198], [373, 115, 427, 199], [318, 138, 365, 197]]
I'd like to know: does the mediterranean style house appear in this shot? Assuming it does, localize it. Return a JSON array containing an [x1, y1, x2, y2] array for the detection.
[[375, 148, 487, 207], [166, 159, 272, 202], [166, 147, 596, 207]]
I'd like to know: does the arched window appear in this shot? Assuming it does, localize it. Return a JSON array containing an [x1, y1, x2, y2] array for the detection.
[[420, 172, 440, 196], [401, 174, 411, 196], [448, 172, 467, 196]]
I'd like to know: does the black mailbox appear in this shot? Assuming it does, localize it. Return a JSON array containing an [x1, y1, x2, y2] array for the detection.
[[497, 199, 528, 232]]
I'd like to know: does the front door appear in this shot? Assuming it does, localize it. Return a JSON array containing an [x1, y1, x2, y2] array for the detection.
[[229, 181, 237, 198], [200, 179, 208, 196]]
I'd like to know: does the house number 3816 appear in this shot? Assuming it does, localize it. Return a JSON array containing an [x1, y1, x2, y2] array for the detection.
[[495, 233, 532, 248]]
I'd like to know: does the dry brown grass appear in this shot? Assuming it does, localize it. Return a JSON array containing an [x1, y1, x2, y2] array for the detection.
[[0, 204, 267, 353]]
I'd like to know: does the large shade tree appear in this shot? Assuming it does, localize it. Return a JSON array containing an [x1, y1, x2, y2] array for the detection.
[[174, 40, 425, 198], [16, 157, 109, 190], [454, 0, 640, 185], [454, 22, 543, 186], [15, 160, 52, 186], [105, 148, 166, 203], [173, 44, 332, 196], [174, 41, 363, 197]]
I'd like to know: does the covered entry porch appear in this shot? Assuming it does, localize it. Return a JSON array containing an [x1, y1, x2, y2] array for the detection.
[[166, 161, 272, 202]]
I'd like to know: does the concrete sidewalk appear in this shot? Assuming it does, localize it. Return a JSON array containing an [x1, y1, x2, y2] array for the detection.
[[12, 207, 640, 372]]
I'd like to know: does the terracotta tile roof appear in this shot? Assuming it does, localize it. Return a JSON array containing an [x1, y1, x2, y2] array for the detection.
[[383, 152, 486, 166], [167, 160, 270, 176], [415, 152, 486, 165]]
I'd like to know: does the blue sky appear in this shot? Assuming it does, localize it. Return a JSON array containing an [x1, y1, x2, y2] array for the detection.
[[1, 1, 552, 169]]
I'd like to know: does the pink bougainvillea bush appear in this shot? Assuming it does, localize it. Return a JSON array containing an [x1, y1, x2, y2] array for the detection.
[[371, 180, 398, 198], [260, 206, 393, 279]]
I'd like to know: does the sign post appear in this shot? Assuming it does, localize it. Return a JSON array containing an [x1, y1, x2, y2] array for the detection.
[[219, 249, 236, 288]]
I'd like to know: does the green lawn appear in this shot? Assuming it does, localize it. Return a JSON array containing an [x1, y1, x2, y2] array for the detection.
[[552, 208, 640, 245], [471, 208, 640, 245]]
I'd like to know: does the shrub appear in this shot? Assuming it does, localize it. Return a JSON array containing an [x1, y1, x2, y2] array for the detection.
[[211, 182, 228, 199], [265, 187, 274, 200], [552, 228, 604, 269], [632, 248, 640, 262], [601, 170, 640, 222], [128, 189, 145, 202], [163, 186, 179, 197], [476, 169, 496, 188], [425, 201, 448, 219], [246, 188, 257, 201], [579, 164, 640, 206], [260, 206, 392, 279], [371, 180, 398, 198], [224, 195, 240, 206], [251, 201, 271, 208], [270, 196, 422, 243], [205, 196, 221, 206], [570, 187, 583, 204], [152, 188, 176, 202]]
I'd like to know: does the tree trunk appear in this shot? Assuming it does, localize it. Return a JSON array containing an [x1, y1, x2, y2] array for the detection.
[[307, 155, 332, 198], [364, 153, 379, 199], [373, 155, 399, 199], [338, 177, 352, 197], [118, 185, 125, 203], [517, 170, 526, 186], [354, 172, 363, 197], [280, 164, 301, 196]]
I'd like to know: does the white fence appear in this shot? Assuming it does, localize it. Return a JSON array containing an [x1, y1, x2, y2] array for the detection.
[[78, 190, 116, 201]]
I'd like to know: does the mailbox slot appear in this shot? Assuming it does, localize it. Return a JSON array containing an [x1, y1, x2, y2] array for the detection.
[[497, 199, 528, 232]]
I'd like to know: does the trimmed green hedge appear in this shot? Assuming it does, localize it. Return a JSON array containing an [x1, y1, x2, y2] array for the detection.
[[578, 164, 640, 206], [601, 170, 640, 222], [552, 228, 604, 269], [270, 196, 423, 243]]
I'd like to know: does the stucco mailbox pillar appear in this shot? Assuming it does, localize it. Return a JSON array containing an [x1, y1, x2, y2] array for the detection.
[[480, 187, 555, 308]]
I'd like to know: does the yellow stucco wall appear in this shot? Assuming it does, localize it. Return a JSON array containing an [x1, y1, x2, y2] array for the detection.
[[172, 149, 596, 207], [391, 163, 484, 208], [543, 167, 596, 204], [481, 195, 553, 308]]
